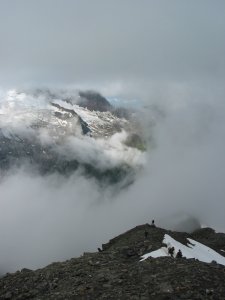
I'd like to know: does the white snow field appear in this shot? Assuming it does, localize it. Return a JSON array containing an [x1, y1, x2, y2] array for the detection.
[[141, 234, 225, 266]]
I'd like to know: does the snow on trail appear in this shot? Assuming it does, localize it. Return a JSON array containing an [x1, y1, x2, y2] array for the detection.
[[141, 234, 225, 266]]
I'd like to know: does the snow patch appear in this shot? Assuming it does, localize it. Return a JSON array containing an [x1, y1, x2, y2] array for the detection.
[[141, 234, 225, 266], [53, 99, 129, 138]]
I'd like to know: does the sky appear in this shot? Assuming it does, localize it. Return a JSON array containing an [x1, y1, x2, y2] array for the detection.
[[0, 0, 224, 92], [0, 0, 225, 272]]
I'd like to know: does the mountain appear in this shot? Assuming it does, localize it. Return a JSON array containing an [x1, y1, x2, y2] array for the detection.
[[0, 224, 225, 299], [0, 89, 145, 185], [78, 91, 112, 112]]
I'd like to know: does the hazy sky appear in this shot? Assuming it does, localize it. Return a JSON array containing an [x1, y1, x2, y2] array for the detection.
[[0, 0, 224, 92]]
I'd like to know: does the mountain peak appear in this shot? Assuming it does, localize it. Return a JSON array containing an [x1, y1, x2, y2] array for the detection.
[[78, 90, 112, 112]]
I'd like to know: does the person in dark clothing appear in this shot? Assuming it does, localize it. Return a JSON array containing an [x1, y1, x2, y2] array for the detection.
[[168, 246, 175, 257], [150, 220, 156, 227], [144, 229, 148, 239], [97, 247, 102, 252], [176, 249, 183, 258]]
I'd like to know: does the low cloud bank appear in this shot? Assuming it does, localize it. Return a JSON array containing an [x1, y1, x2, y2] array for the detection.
[[0, 85, 225, 273]]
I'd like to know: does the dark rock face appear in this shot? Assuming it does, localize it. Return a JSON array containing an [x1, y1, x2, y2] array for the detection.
[[78, 91, 112, 112], [192, 227, 225, 254], [0, 224, 225, 299]]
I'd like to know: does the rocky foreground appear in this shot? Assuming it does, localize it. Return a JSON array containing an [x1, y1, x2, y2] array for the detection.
[[0, 224, 225, 299]]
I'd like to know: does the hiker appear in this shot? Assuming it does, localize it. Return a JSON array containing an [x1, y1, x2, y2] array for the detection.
[[144, 229, 148, 239], [150, 219, 156, 228], [176, 249, 183, 258], [168, 246, 175, 257], [97, 247, 102, 252]]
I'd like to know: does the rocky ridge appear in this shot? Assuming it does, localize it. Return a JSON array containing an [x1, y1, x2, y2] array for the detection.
[[0, 224, 225, 299]]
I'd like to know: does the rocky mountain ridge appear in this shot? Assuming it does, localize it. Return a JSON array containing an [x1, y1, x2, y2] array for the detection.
[[0, 224, 225, 299]]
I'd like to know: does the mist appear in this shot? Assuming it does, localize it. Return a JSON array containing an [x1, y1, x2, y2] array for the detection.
[[0, 0, 225, 273], [1, 85, 225, 273]]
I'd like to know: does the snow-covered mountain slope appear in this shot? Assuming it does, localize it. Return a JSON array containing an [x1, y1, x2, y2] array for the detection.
[[51, 99, 131, 138], [141, 234, 225, 266], [0, 89, 145, 184]]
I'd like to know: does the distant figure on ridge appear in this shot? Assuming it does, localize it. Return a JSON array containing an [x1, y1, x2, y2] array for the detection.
[[144, 229, 148, 239], [150, 219, 156, 228], [98, 247, 102, 252], [176, 249, 183, 258], [168, 246, 175, 257]]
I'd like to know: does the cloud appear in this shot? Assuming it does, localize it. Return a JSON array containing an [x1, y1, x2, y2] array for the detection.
[[60, 131, 144, 170], [0, 84, 225, 274], [0, 1, 224, 88]]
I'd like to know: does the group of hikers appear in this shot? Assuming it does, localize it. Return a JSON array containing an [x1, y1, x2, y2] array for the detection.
[[168, 246, 183, 258], [144, 220, 183, 259]]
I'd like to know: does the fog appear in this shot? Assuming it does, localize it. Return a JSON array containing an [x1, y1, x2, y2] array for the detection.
[[0, 0, 225, 272], [0, 0, 225, 88], [1, 86, 225, 273]]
